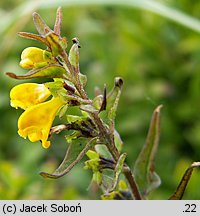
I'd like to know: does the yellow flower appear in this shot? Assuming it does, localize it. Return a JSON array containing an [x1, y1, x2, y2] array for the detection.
[[18, 97, 65, 148], [10, 83, 51, 109], [10, 82, 65, 148], [19, 47, 53, 69]]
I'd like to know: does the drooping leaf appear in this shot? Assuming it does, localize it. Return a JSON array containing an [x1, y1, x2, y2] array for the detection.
[[133, 105, 162, 197], [40, 137, 97, 179], [169, 162, 200, 200], [6, 65, 67, 80]]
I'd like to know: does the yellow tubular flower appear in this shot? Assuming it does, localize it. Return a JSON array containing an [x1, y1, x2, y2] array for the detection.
[[10, 83, 51, 110], [18, 97, 65, 148], [19, 47, 52, 69]]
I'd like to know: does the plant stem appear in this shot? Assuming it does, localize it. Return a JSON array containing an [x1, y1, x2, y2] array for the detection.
[[60, 50, 88, 99], [91, 112, 142, 200], [123, 164, 142, 200], [61, 49, 142, 200]]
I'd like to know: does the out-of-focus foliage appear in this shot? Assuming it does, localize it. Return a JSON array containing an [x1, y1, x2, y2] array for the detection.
[[1, 0, 200, 199]]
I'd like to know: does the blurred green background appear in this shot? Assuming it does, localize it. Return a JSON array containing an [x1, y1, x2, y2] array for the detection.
[[1, 0, 200, 199]]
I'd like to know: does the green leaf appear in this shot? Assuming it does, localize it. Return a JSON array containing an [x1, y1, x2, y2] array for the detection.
[[46, 33, 66, 56], [69, 42, 79, 69], [107, 77, 123, 121], [86, 150, 99, 160], [18, 32, 49, 47], [133, 105, 162, 197], [95, 144, 112, 159], [79, 73, 87, 87], [80, 104, 99, 114], [6, 64, 67, 80], [114, 129, 124, 153], [92, 171, 102, 185], [169, 162, 200, 200], [40, 137, 97, 179], [110, 153, 127, 191], [45, 79, 68, 99], [93, 95, 103, 110], [54, 7, 62, 35], [33, 12, 52, 36], [67, 115, 83, 123], [100, 77, 123, 125]]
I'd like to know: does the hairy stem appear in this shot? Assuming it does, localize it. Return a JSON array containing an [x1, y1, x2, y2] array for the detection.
[[123, 165, 142, 200], [91, 112, 142, 200], [60, 48, 142, 200], [60, 50, 88, 99]]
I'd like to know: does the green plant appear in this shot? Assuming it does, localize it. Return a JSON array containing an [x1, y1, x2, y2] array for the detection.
[[6, 7, 200, 200]]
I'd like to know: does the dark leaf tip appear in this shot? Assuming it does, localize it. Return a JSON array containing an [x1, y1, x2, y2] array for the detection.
[[5, 72, 18, 79], [115, 77, 123, 88]]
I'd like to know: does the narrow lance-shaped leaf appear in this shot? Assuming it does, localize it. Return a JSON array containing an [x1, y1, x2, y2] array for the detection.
[[99, 84, 107, 113], [33, 12, 52, 36], [110, 153, 127, 192], [18, 32, 49, 47], [40, 137, 97, 179], [114, 129, 124, 153], [108, 77, 123, 122], [69, 38, 80, 70], [169, 162, 200, 200], [54, 7, 62, 35], [99, 77, 123, 126], [133, 105, 163, 197], [6, 65, 68, 80]]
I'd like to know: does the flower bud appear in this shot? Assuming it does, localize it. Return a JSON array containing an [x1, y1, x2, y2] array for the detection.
[[19, 47, 53, 69]]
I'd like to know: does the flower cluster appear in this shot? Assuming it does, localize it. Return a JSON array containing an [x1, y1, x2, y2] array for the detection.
[[7, 7, 134, 200], [7, 8, 86, 149], [8, 6, 199, 201], [10, 82, 64, 148]]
